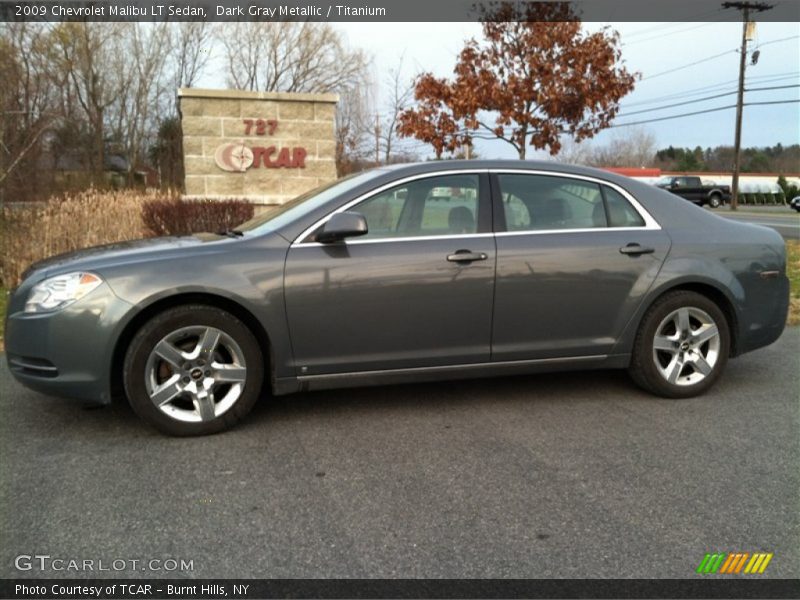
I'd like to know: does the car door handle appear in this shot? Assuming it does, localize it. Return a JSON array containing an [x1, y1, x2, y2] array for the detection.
[[447, 250, 488, 263], [619, 243, 655, 256]]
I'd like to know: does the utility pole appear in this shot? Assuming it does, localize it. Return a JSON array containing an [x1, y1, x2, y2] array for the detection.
[[722, 1, 773, 210]]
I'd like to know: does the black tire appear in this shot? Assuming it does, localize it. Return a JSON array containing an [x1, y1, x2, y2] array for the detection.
[[708, 194, 722, 209], [629, 291, 730, 399], [123, 305, 264, 436]]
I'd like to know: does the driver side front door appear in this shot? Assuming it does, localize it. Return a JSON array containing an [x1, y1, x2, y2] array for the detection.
[[283, 172, 496, 376]]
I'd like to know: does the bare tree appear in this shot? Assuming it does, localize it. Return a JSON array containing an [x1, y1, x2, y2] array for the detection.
[[50, 22, 131, 176], [587, 126, 657, 167], [172, 22, 213, 91], [113, 24, 173, 183], [379, 55, 414, 164], [217, 22, 372, 175], [218, 22, 370, 94], [553, 136, 593, 166], [335, 80, 374, 175], [555, 126, 657, 168]]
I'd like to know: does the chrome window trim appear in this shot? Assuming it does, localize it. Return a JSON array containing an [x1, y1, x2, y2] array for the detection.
[[491, 169, 661, 232], [291, 169, 488, 246], [290, 167, 660, 247], [295, 233, 495, 248], [494, 226, 657, 238]]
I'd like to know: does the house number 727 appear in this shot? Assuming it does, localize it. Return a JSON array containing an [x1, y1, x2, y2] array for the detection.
[[243, 119, 278, 135]]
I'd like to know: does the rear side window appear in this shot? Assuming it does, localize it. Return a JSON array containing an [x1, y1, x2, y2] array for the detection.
[[603, 186, 645, 227], [497, 174, 607, 231]]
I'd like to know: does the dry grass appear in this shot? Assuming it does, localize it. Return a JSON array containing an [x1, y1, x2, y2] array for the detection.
[[786, 240, 800, 326], [1, 189, 173, 289]]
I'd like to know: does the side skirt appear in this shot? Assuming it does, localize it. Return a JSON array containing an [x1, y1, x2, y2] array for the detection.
[[273, 354, 631, 395]]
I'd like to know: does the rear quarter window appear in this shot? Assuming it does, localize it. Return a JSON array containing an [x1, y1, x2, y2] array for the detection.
[[603, 186, 646, 228]]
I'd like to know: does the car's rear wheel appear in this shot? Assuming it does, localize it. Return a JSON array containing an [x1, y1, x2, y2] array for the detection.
[[708, 193, 722, 208], [124, 305, 263, 435], [629, 291, 730, 398]]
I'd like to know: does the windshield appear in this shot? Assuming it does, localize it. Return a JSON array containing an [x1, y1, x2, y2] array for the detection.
[[237, 170, 387, 235], [655, 177, 674, 186]]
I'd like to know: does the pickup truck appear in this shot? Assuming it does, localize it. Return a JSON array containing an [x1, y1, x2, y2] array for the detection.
[[655, 176, 731, 208]]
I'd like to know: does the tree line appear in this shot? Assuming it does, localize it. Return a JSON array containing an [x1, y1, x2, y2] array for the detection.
[[4, 6, 684, 202], [0, 21, 395, 201]]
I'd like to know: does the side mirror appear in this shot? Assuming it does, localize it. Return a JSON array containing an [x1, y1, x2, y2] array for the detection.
[[316, 211, 368, 243]]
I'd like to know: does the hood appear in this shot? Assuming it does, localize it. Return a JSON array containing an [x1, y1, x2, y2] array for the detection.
[[22, 234, 231, 280]]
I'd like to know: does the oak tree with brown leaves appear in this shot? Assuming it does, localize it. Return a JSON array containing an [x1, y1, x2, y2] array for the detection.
[[397, 2, 637, 159]]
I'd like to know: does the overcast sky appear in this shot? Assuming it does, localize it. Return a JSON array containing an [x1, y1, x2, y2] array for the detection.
[[204, 21, 800, 161]]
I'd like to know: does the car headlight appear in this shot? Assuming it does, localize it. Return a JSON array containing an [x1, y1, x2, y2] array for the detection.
[[24, 272, 103, 313]]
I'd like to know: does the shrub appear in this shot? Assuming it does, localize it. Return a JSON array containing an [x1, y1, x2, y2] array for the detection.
[[777, 175, 799, 202], [1, 189, 156, 288], [142, 198, 254, 237]]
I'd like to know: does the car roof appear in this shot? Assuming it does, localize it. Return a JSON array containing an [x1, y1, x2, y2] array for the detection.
[[378, 159, 629, 182]]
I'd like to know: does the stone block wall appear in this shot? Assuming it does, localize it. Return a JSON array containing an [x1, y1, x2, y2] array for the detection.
[[179, 88, 338, 205]]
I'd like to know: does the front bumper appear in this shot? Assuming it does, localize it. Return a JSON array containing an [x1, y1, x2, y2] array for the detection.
[[5, 282, 134, 404]]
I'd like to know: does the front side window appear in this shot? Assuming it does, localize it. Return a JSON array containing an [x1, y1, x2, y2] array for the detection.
[[352, 174, 481, 240], [238, 170, 387, 235]]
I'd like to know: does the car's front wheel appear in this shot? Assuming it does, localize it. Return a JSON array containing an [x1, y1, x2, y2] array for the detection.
[[629, 291, 730, 398], [124, 305, 263, 435]]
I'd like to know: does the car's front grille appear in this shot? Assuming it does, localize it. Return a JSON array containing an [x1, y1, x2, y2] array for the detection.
[[8, 355, 59, 378]]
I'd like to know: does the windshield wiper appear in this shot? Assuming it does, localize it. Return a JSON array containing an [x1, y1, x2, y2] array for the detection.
[[217, 229, 245, 238]]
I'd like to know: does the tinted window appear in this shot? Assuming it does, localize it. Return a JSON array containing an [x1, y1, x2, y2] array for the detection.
[[498, 174, 607, 231], [603, 186, 646, 227], [353, 175, 480, 240]]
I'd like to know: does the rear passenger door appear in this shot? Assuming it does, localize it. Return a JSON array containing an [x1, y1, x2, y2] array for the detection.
[[490, 172, 671, 361]]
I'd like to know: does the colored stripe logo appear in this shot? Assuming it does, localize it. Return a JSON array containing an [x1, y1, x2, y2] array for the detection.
[[696, 552, 773, 574]]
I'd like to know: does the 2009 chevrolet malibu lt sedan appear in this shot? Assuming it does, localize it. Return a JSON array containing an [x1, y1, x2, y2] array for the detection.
[[5, 161, 789, 435]]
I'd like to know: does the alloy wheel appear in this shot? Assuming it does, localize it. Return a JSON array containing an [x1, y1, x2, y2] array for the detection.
[[144, 326, 247, 423], [652, 307, 721, 387]]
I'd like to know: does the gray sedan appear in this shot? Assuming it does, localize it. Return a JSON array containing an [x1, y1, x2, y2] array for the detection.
[[4, 161, 790, 435]]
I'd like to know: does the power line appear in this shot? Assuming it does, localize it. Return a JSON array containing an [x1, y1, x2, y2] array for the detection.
[[403, 94, 799, 154], [616, 84, 799, 118], [594, 105, 737, 128], [641, 50, 737, 81], [746, 84, 800, 92], [610, 98, 798, 128], [620, 71, 798, 108], [619, 91, 739, 117], [622, 22, 719, 47], [621, 9, 728, 39], [752, 33, 800, 48], [746, 98, 800, 106], [638, 36, 799, 83], [407, 93, 799, 141]]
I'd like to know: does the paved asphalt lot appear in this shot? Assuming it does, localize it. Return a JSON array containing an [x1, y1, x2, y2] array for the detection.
[[715, 206, 799, 240], [0, 330, 798, 580]]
